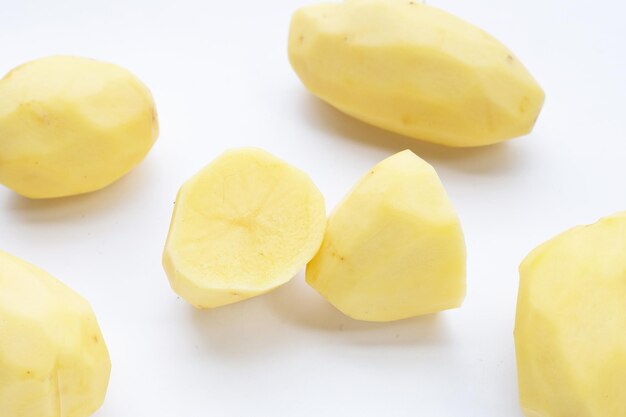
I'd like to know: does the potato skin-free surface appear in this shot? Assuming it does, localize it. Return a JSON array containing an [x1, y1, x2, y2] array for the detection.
[[0, 251, 111, 417], [0, 56, 158, 198], [306, 150, 465, 321], [289, 0, 545, 147], [515, 213, 626, 417], [163, 148, 326, 309]]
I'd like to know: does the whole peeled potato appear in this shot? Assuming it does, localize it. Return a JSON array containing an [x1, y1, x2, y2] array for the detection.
[[0, 56, 159, 198], [0, 250, 111, 417], [515, 213, 626, 417], [289, 0, 545, 147]]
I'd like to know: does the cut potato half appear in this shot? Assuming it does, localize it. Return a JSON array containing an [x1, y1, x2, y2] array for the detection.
[[163, 148, 326, 308], [306, 150, 466, 321]]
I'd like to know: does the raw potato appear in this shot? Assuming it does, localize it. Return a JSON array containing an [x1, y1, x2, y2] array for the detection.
[[0, 251, 111, 417], [0, 56, 159, 198], [307, 150, 465, 321], [163, 148, 326, 308], [515, 213, 626, 417], [289, 0, 545, 147]]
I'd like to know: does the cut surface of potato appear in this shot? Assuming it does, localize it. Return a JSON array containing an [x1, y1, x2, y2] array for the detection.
[[163, 148, 326, 308], [306, 150, 465, 321], [0, 55, 158, 198], [515, 212, 626, 417], [0, 251, 111, 417], [289, 0, 544, 147]]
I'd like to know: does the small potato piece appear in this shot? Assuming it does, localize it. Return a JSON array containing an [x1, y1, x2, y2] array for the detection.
[[306, 150, 466, 321], [0, 251, 111, 417], [289, 0, 545, 147], [515, 213, 626, 417], [163, 148, 326, 308], [0, 56, 158, 198]]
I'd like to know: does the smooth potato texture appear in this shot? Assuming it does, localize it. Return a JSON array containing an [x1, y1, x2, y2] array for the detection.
[[306, 150, 466, 321], [0, 56, 158, 198], [163, 148, 326, 308], [515, 212, 626, 417], [289, 0, 545, 147], [0, 251, 111, 417]]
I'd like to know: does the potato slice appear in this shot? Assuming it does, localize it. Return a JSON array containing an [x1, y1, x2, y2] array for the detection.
[[163, 148, 326, 308], [0, 251, 110, 417], [0, 56, 158, 198], [289, 0, 544, 147], [515, 213, 626, 417], [306, 150, 465, 321]]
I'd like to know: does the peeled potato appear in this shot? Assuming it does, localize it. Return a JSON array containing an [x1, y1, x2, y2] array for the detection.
[[515, 213, 626, 417], [0, 55, 158, 198], [0, 251, 111, 417], [289, 0, 544, 147], [307, 150, 465, 321], [163, 148, 326, 308]]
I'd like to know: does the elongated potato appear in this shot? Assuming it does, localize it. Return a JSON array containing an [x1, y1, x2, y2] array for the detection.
[[163, 148, 326, 308], [0, 251, 111, 417], [307, 150, 465, 321], [289, 0, 545, 147], [0, 56, 158, 198], [515, 213, 626, 417]]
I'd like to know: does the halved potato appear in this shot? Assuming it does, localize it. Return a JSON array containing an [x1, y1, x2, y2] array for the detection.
[[306, 150, 466, 321], [0, 251, 111, 417], [515, 212, 626, 417], [163, 148, 326, 308]]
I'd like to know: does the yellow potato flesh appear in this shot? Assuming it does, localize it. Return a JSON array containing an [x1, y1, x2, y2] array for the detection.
[[0, 56, 158, 198], [0, 251, 111, 417], [163, 148, 326, 308], [515, 212, 626, 417], [288, 0, 545, 147], [306, 150, 465, 321]]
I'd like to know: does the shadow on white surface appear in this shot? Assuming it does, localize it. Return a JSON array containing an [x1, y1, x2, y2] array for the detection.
[[298, 93, 531, 175], [0, 158, 158, 223], [93, 403, 115, 417], [188, 272, 450, 359], [267, 277, 448, 344]]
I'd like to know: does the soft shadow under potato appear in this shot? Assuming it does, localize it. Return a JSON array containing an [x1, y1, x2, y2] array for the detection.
[[1, 158, 158, 223], [266, 276, 451, 347], [298, 94, 531, 176]]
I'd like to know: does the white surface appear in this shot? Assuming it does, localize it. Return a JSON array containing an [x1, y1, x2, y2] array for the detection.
[[1, 0, 625, 416]]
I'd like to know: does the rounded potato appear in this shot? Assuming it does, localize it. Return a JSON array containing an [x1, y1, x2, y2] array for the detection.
[[0, 251, 111, 417], [515, 213, 626, 417], [0, 56, 159, 198], [289, 0, 545, 147]]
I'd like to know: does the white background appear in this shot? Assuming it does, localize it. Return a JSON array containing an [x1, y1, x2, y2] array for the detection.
[[1, 0, 625, 416]]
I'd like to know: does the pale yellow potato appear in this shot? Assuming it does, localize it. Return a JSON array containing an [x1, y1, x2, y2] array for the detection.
[[306, 150, 465, 321], [515, 212, 626, 417], [163, 148, 326, 308], [0, 251, 111, 417], [0, 56, 158, 198], [289, 0, 545, 147]]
